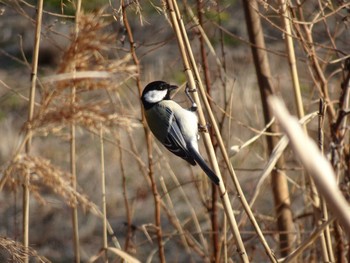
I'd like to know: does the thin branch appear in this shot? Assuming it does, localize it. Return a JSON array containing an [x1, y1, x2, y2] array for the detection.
[[23, 1, 44, 262], [100, 126, 108, 262], [165, 0, 249, 261], [120, 1, 165, 262]]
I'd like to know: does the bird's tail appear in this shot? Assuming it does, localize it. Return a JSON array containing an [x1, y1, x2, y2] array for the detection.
[[188, 145, 220, 185]]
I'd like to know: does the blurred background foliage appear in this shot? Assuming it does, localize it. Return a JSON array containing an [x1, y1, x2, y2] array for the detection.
[[0, 0, 350, 262]]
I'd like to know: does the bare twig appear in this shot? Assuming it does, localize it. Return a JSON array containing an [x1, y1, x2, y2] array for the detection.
[[23, 1, 44, 262], [71, 1, 82, 261], [120, 1, 165, 261], [165, 0, 249, 261], [242, 0, 294, 258], [100, 125, 108, 262], [195, 1, 219, 261], [280, 217, 335, 263]]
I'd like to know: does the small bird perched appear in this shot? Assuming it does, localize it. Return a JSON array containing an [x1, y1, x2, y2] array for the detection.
[[141, 80, 220, 185]]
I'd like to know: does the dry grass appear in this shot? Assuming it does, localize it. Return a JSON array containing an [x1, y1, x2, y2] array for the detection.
[[1, 154, 99, 213], [0, 236, 49, 263], [0, 0, 350, 262]]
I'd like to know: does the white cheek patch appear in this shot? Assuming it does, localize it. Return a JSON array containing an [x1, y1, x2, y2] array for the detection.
[[144, 90, 167, 103]]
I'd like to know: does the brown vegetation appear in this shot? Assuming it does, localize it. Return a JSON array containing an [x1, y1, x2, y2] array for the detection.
[[0, 0, 350, 262]]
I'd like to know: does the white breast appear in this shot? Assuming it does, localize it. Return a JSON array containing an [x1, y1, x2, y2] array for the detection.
[[164, 100, 199, 145]]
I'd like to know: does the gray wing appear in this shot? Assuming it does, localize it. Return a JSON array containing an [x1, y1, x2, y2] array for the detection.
[[163, 107, 196, 165]]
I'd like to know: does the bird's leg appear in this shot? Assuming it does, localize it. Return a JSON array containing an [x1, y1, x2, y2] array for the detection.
[[186, 83, 211, 132], [185, 83, 197, 112]]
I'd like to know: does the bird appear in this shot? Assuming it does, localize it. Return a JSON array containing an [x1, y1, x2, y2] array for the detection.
[[141, 80, 220, 185]]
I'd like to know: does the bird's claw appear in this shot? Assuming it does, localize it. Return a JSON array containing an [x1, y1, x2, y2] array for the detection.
[[185, 83, 197, 94], [185, 83, 197, 111], [189, 103, 198, 112], [198, 123, 210, 132]]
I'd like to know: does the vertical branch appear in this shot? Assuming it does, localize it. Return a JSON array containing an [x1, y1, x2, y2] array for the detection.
[[183, 5, 276, 262], [159, 177, 192, 258], [166, 0, 249, 262], [100, 125, 108, 262], [174, 1, 276, 262], [269, 97, 350, 235], [334, 222, 345, 262], [70, 94, 80, 263], [24, 0, 43, 262], [280, 0, 326, 258], [164, 161, 209, 255], [329, 60, 350, 263], [316, 100, 331, 262], [242, 0, 295, 257], [279, 0, 304, 119], [119, 130, 133, 253], [317, 100, 335, 262], [71, 1, 82, 262], [215, 0, 228, 105], [214, 0, 231, 133], [195, 1, 218, 262], [292, 0, 335, 120], [120, 1, 165, 262], [281, 0, 321, 212]]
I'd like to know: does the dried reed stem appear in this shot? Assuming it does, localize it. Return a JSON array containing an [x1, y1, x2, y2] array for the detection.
[[88, 247, 141, 263], [166, 0, 248, 261], [195, 1, 219, 261], [159, 177, 192, 258], [317, 100, 335, 262], [279, 1, 328, 259], [269, 97, 350, 235], [70, 100, 80, 263], [279, 0, 304, 119], [71, 1, 82, 262], [121, 1, 165, 261], [100, 125, 108, 262], [242, 0, 294, 258], [119, 131, 133, 253], [172, 0, 277, 261], [292, 0, 335, 119], [160, 158, 209, 254], [281, 218, 335, 263], [185, 11, 282, 257], [245, 112, 317, 211], [23, 0, 43, 262]]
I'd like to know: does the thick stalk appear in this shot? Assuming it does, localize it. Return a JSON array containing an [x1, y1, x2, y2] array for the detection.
[[242, 0, 295, 257], [24, 0, 43, 262], [269, 97, 350, 236], [280, 1, 327, 259], [279, 0, 304, 119], [184, 5, 276, 262], [166, 0, 248, 261]]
